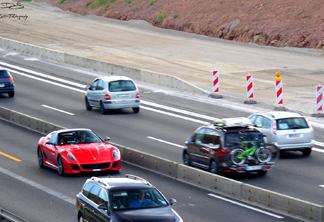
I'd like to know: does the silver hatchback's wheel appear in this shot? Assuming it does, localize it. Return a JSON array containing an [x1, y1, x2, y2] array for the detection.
[[57, 156, 65, 176], [100, 101, 106, 114], [85, 96, 92, 111]]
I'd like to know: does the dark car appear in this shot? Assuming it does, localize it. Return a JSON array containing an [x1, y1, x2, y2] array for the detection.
[[76, 175, 183, 222], [183, 117, 276, 176], [0, 69, 15, 97]]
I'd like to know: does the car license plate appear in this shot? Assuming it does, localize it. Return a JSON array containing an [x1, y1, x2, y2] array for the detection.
[[0, 84, 5, 88], [288, 134, 301, 138], [92, 169, 101, 172], [244, 165, 262, 171]]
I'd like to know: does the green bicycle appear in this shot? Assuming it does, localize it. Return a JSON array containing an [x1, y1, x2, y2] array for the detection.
[[231, 141, 272, 165]]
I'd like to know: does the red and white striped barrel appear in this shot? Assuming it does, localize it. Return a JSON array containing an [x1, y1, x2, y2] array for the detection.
[[315, 85, 323, 112], [212, 70, 220, 93], [275, 72, 283, 105], [246, 73, 254, 100]]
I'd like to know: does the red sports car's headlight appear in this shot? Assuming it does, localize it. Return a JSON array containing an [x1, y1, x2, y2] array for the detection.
[[67, 152, 77, 161], [112, 149, 120, 159]]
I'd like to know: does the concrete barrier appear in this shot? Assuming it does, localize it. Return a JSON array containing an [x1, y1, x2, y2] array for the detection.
[[177, 164, 242, 199], [0, 207, 28, 222], [0, 106, 323, 221], [242, 183, 324, 221], [0, 37, 206, 95]]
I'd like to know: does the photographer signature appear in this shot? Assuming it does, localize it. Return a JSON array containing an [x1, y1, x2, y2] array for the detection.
[[0, 2, 24, 10], [0, 14, 28, 20]]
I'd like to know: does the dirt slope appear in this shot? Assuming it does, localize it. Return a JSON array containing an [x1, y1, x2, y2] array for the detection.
[[52, 0, 324, 49]]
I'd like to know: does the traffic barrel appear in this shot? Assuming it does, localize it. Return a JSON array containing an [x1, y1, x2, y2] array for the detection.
[[209, 69, 223, 98], [244, 73, 256, 104], [315, 85, 323, 114]]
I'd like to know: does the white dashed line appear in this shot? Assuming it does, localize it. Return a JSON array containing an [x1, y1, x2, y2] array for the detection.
[[147, 136, 185, 149], [41, 105, 75, 116], [208, 193, 284, 219]]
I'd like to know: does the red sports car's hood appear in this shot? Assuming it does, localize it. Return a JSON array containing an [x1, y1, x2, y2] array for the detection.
[[59, 143, 113, 163]]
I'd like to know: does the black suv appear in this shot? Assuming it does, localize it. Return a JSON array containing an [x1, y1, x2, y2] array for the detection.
[[0, 69, 15, 97], [76, 175, 183, 222], [183, 117, 275, 176]]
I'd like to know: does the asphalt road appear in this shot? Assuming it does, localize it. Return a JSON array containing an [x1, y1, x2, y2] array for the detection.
[[0, 120, 297, 222], [1, 52, 324, 207]]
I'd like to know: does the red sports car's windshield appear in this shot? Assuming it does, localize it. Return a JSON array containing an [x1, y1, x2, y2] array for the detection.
[[58, 131, 102, 145]]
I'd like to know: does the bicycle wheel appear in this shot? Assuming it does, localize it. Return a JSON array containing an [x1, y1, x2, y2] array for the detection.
[[255, 148, 272, 163], [231, 148, 245, 165]]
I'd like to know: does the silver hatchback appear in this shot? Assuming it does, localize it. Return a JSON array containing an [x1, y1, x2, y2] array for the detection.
[[85, 76, 140, 114], [248, 111, 313, 156]]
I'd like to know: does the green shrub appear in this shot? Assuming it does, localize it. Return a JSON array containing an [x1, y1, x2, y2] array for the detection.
[[149, 0, 157, 6], [156, 10, 166, 24], [125, 0, 132, 4], [58, 0, 65, 4], [88, 0, 117, 8]]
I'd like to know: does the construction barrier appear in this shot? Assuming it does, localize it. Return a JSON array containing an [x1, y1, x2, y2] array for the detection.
[[244, 73, 256, 104], [0, 106, 324, 222], [315, 85, 323, 113], [210, 69, 223, 98]]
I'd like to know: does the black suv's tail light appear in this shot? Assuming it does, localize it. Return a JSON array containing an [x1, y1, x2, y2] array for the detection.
[[8, 74, 14, 83]]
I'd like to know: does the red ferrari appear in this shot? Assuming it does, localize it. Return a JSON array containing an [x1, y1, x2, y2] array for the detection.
[[37, 128, 121, 175]]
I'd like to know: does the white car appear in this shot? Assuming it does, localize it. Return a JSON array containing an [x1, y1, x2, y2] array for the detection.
[[248, 111, 313, 156], [85, 76, 140, 114]]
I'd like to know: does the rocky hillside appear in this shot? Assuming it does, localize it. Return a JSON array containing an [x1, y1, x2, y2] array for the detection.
[[53, 0, 324, 49]]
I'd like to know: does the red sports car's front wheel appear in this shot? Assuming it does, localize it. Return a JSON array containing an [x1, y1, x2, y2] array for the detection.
[[57, 156, 65, 176], [37, 148, 45, 168]]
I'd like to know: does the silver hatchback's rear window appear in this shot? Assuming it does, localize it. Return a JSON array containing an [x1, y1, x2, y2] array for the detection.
[[276, 117, 309, 130], [109, 80, 136, 92]]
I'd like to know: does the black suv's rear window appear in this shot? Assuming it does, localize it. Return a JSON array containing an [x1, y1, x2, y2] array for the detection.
[[0, 70, 9, 78], [109, 80, 136, 92], [276, 117, 309, 130], [224, 131, 264, 148]]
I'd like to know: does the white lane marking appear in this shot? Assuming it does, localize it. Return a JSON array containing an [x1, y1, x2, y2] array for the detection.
[[42, 105, 75, 116], [313, 140, 324, 147], [141, 106, 208, 125], [313, 148, 324, 154], [0, 166, 74, 205], [208, 193, 284, 219], [147, 136, 185, 149], [142, 100, 221, 122], [6, 68, 85, 93], [24, 57, 39, 61], [3, 52, 19, 57], [0, 60, 86, 88], [319, 185, 324, 188], [4, 61, 324, 148]]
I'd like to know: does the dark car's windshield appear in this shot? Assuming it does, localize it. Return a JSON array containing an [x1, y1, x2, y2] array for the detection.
[[0, 70, 10, 79], [57, 131, 102, 145], [225, 131, 264, 148], [110, 188, 168, 211], [108, 80, 136, 92], [276, 117, 309, 130]]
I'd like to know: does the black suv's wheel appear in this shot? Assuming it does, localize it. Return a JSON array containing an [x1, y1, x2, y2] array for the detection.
[[132, 107, 140, 113], [57, 156, 65, 176], [85, 96, 92, 111], [302, 148, 312, 156], [183, 151, 192, 166], [8, 91, 14, 98], [210, 160, 220, 174], [37, 147, 45, 168], [100, 101, 106, 114]]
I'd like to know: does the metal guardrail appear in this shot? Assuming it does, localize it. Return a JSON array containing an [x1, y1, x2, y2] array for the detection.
[[0, 207, 28, 222]]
